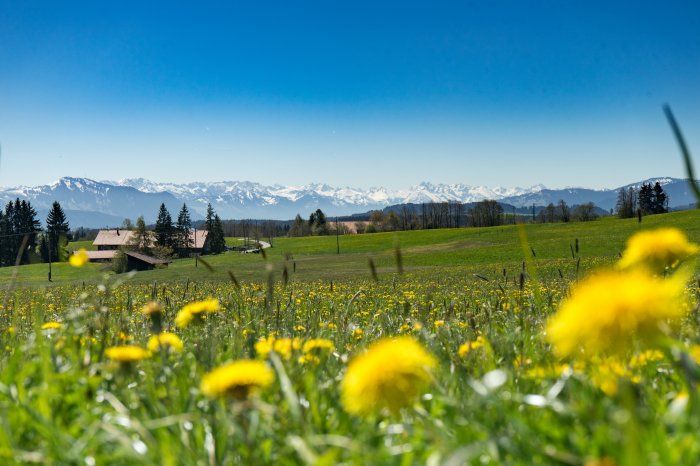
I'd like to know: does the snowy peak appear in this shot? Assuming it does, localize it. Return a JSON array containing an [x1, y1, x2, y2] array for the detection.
[[0, 176, 692, 227]]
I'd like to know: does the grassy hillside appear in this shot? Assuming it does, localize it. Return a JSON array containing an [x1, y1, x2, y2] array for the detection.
[[2, 209, 699, 286]]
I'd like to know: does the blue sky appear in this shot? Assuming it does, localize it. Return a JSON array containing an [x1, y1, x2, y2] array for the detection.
[[1, 1, 699, 189]]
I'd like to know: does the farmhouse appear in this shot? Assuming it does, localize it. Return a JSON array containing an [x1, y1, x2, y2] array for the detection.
[[85, 228, 209, 263]]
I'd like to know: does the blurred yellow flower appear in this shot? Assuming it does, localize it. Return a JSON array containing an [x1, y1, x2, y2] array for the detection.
[[629, 349, 664, 368], [41, 322, 62, 330], [458, 336, 487, 357], [175, 298, 221, 328], [589, 357, 639, 396], [255, 336, 300, 360], [690, 345, 700, 364], [299, 338, 334, 364], [141, 301, 163, 315], [200, 360, 274, 399], [341, 337, 436, 416], [546, 269, 687, 358], [352, 328, 364, 340], [147, 332, 184, 353], [69, 249, 89, 267], [618, 227, 698, 272], [105, 345, 149, 363]]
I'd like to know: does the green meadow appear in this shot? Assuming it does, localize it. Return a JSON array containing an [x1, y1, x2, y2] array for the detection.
[[0, 211, 698, 464], [2, 209, 698, 286]]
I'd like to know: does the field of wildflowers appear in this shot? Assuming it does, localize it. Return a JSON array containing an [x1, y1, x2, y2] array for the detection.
[[0, 225, 698, 465]]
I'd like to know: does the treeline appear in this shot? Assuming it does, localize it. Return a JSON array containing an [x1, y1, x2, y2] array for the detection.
[[0, 200, 70, 267], [344, 199, 600, 234], [535, 201, 599, 223], [616, 181, 668, 219]]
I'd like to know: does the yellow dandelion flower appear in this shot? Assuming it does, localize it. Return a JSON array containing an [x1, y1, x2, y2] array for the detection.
[[589, 358, 637, 396], [434, 320, 445, 329], [302, 338, 334, 354], [141, 301, 163, 315], [352, 328, 364, 340], [147, 332, 184, 353], [69, 249, 89, 267], [458, 336, 486, 357], [546, 269, 687, 358], [298, 354, 319, 364], [41, 322, 62, 330], [618, 227, 699, 272], [690, 345, 700, 364], [255, 336, 300, 359], [513, 356, 532, 368], [629, 349, 664, 368], [175, 298, 221, 328], [200, 360, 274, 400], [105, 345, 150, 364], [341, 337, 436, 416]]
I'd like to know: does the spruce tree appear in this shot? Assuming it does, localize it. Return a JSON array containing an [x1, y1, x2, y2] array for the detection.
[[205, 203, 215, 232], [209, 214, 227, 254], [203, 204, 226, 254], [176, 203, 192, 255], [18, 200, 41, 264], [652, 182, 668, 214], [638, 183, 654, 214], [46, 201, 69, 262], [21, 200, 41, 259], [0, 209, 8, 266], [154, 203, 174, 248]]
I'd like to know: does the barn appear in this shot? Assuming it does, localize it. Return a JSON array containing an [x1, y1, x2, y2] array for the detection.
[[123, 251, 171, 271]]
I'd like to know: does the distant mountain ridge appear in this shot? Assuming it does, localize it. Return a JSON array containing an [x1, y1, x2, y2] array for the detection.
[[0, 176, 693, 228]]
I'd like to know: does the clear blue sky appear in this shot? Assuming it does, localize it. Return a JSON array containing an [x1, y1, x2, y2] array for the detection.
[[1, 1, 699, 189]]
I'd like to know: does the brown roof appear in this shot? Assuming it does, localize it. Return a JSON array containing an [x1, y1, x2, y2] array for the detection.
[[93, 229, 136, 246], [93, 229, 208, 248], [85, 250, 117, 261], [124, 251, 171, 265]]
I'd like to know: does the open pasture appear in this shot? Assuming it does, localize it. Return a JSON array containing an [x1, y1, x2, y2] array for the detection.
[[0, 211, 698, 464]]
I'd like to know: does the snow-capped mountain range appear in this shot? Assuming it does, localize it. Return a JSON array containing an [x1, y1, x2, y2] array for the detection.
[[0, 176, 693, 228]]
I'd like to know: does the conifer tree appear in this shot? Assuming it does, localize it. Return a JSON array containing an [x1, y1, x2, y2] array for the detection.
[[652, 182, 668, 214], [45, 201, 69, 262], [638, 183, 654, 214], [154, 203, 174, 248], [205, 203, 215, 232], [0, 209, 9, 266], [176, 203, 192, 255], [209, 214, 227, 254]]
